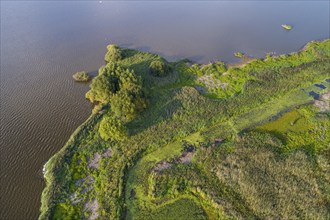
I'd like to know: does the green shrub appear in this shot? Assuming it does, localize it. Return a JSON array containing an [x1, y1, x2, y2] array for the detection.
[[111, 91, 136, 122], [86, 63, 146, 123], [86, 63, 146, 106], [105, 44, 123, 63], [99, 115, 128, 141], [85, 74, 118, 103], [149, 58, 170, 77]]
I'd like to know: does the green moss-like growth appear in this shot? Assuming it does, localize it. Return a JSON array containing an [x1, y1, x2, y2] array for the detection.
[[72, 71, 90, 82], [257, 105, 330, 152], [149, 58, 170, 77]]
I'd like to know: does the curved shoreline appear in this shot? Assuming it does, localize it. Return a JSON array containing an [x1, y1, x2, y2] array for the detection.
[[40, 113, 102, 220]]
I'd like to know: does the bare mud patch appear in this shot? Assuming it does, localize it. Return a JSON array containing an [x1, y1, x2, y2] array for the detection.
[[314, 91, 330, 112], [83, 198, 99, 220]]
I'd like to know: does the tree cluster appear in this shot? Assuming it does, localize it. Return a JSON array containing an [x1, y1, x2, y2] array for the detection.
[[86, 62, 146, 141]]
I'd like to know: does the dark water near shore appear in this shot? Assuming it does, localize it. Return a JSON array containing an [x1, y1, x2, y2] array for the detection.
[[0, 1, 329, 219]]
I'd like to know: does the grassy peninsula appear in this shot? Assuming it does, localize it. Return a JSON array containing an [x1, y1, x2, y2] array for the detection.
[[40, 39, 330, 220]]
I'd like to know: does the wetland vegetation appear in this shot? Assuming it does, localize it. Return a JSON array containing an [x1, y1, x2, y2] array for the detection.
[[40, 39, 330, 220]]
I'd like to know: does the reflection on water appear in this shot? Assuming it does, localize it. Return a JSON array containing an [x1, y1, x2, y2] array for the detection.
[[0, 1, 329, 219]]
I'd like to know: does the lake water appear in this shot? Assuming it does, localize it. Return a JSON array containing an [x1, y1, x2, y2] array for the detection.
[[0, 1, 329, 219]]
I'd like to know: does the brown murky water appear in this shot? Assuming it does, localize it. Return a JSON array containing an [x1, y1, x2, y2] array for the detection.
[[0, 1, 329, 219]]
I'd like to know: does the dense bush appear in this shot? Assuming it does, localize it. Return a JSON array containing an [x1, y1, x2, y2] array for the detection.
[[85, 74, 118, 103], [105, 44, 123, 63], [149, 58, 170, 77], [86, 62, 146, 141], [86, 64, 145, 108], [99, 115, 127, 141], [111, 90, 146, 123]]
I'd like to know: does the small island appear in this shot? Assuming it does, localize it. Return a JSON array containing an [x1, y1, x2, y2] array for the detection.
[[72, 71, 91, 82], [281, 24, 293, 30], [234, 52, 244, 58]]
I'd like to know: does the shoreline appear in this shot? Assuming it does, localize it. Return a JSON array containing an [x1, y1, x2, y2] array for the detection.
[[40, 113, 102, 220]]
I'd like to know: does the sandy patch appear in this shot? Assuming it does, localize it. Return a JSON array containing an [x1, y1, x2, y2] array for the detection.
[[88, 148, 112, 170], [102, 148, 112, 157], [69, 192, 83, 204], [314, 91, 330, 112], [83, 198, 99, 220], [197, 74, 225, 90], [153, 161, 172, 172], [153, 146, 196, 172], [88, 153, 101, 169], [179, 152, 194, 164]]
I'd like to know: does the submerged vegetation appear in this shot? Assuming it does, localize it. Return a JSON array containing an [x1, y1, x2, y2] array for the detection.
[[40, 39, 330, 220]]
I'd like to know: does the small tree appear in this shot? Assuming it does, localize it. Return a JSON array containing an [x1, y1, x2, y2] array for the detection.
[[86, 74, 118, 103], [105, 44, 123, 63], [99, 115, 128, 141], [111, 91, 136, 122]]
